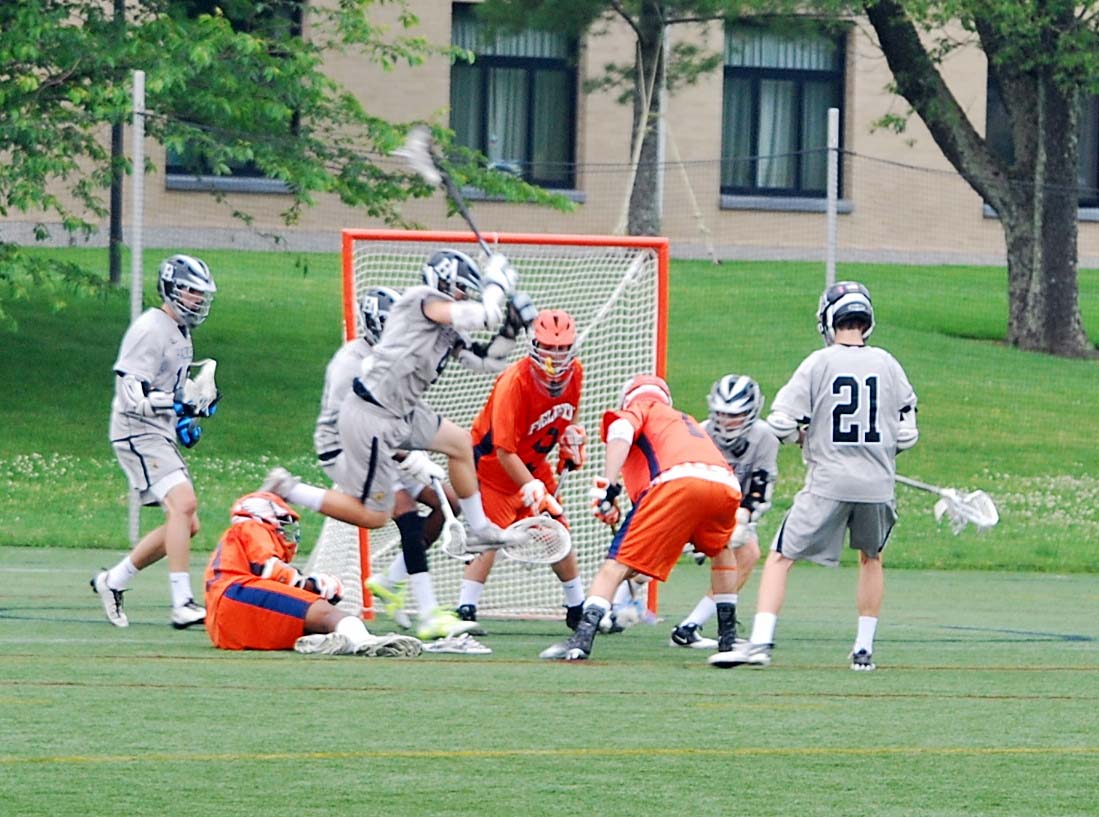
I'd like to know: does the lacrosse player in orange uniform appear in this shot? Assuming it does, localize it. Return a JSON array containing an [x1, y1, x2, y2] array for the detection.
[[456, 309, 588, 630], [204, 492, 421, 656], [541, 374, 743, 661]]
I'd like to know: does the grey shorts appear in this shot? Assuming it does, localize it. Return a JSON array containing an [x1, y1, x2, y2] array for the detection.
[[771, 490, 896, 567], [333, 395, 441, 513], [112, 433, 190, 506]]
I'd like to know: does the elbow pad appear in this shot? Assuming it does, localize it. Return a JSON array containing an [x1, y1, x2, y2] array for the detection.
[[897, 406, 919, 451], [606, 418, 635, 445], [766, 410, 801, 444], [742, 470, 774, 521]]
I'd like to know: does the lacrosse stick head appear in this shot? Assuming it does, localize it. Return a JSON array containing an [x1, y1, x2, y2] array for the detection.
[[393, 125, 442, 186], [500, 516, 572, 564], [933, 489, 999, 534], [439, 516, 474, 562], [182, 358, 219, 415]]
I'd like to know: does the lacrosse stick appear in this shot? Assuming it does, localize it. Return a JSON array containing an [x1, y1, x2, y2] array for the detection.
[[500, 516, 572, 564], [394, 125, 492, 257], [180, 358, 220, 416], [896, 474, 999, 534], [430, 477, 472, 561]]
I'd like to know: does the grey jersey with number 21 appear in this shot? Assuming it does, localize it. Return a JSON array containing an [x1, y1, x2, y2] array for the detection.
[[771, 343, 917, 503]]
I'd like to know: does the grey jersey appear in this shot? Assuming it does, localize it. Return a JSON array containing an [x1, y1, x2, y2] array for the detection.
[[358, 285, 464, 417], [700, 419, 779, 513], [771, 343, 917, 503], [314, 338, 372, 458], [109, 308, 193, 440]]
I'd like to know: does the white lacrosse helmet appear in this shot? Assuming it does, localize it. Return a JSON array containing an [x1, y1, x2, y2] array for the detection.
[[230, 492, 301, 551], [359, 286, 399, 345], [157, 254, 216, 328], [707, 374, 763, 447], [618, 373, 672, 410], [817, 280, 874, 345], [421, 249, 483, 299]]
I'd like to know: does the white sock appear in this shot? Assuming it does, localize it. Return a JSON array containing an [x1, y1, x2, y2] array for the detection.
[[682, 595, 717, 628], [385, 554, 409, 585], [409, 572, 438, 617], [560, 577, 585, 608], [106, 557, 139, 591], [336, 615, 371, 650], [750, 612, 778, 645], [854, 615, 878, 653], [612, 581, 633, 607], [287, 483, 325, 512], [713, 593, 737, 606], [584, 595, 611, 616], [458, 493, 490, 532], [458, 579, 484, 608], [169, 572, 194, 608]]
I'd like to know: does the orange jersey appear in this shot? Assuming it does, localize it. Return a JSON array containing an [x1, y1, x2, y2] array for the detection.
[[602, 399, 734, 504], [472, 357, 583, 494], [204, 520, 294, 594]]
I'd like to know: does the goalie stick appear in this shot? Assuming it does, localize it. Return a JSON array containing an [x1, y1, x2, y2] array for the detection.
[[896, 474, 999, 534], [394, 125, 492, 257]]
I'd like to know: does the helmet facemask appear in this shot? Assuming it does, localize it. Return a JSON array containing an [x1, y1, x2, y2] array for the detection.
[[158, 255, 216, 328], [230, 492, 302, 558], [707, 374, 762, 446], [529, 309, 577, 397]]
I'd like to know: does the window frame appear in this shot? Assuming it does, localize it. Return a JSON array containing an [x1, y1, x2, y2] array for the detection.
[[449, 4, 578, 189], [720, 24, 846, 199]]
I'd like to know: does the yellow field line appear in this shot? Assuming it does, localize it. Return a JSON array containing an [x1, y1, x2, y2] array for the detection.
[[3, 746, 1098, 765]]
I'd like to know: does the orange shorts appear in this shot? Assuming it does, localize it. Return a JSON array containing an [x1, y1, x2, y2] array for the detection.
[[609, 478, 740, 582], [480, 471, 569, 529], [205, 578, 320, 650]]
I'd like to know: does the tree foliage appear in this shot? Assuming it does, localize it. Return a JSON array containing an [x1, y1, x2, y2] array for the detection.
[[0, 0, 568, 327]]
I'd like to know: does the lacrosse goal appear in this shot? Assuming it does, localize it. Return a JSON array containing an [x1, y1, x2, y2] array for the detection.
[[305, 228, 669, 620]]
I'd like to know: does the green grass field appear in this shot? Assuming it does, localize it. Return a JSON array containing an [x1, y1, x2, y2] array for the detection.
[[2, 545, 1097, 817]]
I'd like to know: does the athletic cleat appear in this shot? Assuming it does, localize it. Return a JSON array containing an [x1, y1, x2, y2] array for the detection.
[[565, 604, 583, 631], [541, 606, 599, 660], [260, 467, 300, 498], [421, 633, 492, 655], [456, 603, 478, 621], [294, 632, 356, 655], [538, 640, 590, 661], [708, 641, 773, 669], [365, 576, 411, 629], [171, 599, 206, 629], [849, 649, 876, 671], [669, 623, 718, 649], [357, 633, 422, 658], [417, 608, 480, 641], [90, 570, 129, 628]]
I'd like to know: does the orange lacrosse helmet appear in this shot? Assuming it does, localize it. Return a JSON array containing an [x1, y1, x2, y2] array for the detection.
[[230, 491, 302, 554], [529, 309, 577, 396], [618, 373, 672, 410]]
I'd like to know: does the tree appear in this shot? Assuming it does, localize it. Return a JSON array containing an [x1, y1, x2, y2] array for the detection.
[[844, 0, 1095, 356], [0, 0, 566, 326], [477, 0, 733, 236]]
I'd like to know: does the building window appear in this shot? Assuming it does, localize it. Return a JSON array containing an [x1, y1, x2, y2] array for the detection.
[[986, 76, 1099, 207], [721, 24, 845, 197], [450, 3, 577, 188]]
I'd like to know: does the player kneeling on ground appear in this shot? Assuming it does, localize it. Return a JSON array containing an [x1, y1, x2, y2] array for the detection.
[[203, 492, 421, 657], [540, 374, 743, 661]]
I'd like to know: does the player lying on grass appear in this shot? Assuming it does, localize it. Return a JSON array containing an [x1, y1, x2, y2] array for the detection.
[[262, 248, 530, 556], [710, 281, 918, 672], [93, 254, 218, 631], [540, 374, 744, 661], [669, 373, 778, 649], [455, 309, 587, 631], [312, 285, 474, 642], [203, 492, 421, 656]]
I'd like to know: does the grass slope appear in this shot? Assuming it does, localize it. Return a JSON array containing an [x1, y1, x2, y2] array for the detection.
[[1, 249, 1097, 571]]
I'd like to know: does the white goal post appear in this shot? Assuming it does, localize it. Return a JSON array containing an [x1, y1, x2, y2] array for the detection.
[[306, 228, 669, 621]]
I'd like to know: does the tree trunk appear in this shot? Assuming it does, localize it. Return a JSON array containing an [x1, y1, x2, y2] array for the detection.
[[626, 2, 664, 236], [1000, 74, 1092, 356]]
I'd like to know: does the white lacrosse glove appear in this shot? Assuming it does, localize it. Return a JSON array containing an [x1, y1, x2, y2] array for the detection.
[[120, 374, 175, 417], [259, 557, 302, 587], [483, 253, 518, 297], [303, 572, 344, 603], [556, 423, 587, 474], [397, 450, 446, 485], [520, 479, 563, 518], [729, 507, 757, 548]]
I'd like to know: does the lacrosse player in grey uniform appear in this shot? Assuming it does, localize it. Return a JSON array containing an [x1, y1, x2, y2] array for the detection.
[[92, 254, 218, 630], [669, 373, 778, 650], [312, 286, 480, 641], [264, 248, 527, 556], [711, 281, 918, 671]]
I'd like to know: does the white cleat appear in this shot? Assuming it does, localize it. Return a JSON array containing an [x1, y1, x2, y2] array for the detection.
[[356, 633, 423, 658], [421, 633, 493, 655], [849, 649, 876, 671], [709, 641, 773, 669], [90, 570, 128, 628], [669, 623, 718, 649], [417, 608, 481, 641], [294, 633, 356, 655], [171, 599, 206, 630], [261, 467, 301, 498]]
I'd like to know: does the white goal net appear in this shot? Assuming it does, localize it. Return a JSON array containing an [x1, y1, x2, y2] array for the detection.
[[306, 229, 668, 620]]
